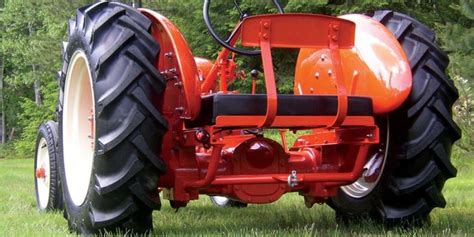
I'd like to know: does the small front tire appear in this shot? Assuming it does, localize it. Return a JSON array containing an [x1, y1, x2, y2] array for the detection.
[[34, 121, 63, 211]]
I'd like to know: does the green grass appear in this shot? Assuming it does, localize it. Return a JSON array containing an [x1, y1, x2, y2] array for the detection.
[[0, 149, 473, 236]]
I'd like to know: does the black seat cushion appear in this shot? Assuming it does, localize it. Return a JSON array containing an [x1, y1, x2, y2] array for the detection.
[[188, 94, 373, 127]]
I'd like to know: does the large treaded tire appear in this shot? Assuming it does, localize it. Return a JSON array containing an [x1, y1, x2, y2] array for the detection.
[[57, 2, 167, 234], [329, 10, 461, 225], [34, 121, 63, 211]]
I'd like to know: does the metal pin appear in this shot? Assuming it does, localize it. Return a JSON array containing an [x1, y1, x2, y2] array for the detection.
[[287, 170, 298, 188]]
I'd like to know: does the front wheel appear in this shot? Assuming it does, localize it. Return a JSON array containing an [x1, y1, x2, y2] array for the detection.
[[329, 10, 461, 225], [34, 121, 62, 211], [58, 2, 167, 234]]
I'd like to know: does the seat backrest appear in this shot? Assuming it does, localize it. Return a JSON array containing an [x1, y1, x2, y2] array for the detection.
[[240, 14, 355, 49]]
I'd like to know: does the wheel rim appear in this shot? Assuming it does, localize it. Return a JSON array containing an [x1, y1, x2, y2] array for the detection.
[[36, 138, 50, 209], [340, 118, 390, 198], [211, 196, 229, 206], [62, 51, 95, 206]]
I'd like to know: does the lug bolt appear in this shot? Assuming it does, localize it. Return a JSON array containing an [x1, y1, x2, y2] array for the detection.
[[164, 52, 173, 59], [174, 81, 183, 88], [175, 107, 184, 114]]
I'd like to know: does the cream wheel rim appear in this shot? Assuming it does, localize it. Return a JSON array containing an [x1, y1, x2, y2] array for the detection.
[[211, 196, 230, 206], [36, 138, 51, 209], [62, 50, 96, 206], [340, 118, 390, 198]]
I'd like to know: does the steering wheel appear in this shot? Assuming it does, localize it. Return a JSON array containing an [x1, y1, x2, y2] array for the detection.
[[203, 0, 284, 56]]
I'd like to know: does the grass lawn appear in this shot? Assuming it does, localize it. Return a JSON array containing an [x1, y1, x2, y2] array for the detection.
[[0, 148, 473, 236]]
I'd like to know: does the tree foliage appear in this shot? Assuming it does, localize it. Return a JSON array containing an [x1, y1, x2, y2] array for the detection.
[[438, 0, 474, 150], [0, 0, 90, 157], [0, 0, 472, 157]]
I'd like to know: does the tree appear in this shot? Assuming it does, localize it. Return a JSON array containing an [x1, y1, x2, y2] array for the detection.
[[0, 0, 471, 157], [437, 0, 474, 150], [0, 0, 91, 156]]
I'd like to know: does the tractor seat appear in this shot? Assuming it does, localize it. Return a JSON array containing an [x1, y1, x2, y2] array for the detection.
[[187, 94, 373, 127]]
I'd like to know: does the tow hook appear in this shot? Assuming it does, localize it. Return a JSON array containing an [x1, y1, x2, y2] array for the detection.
[[287, 170, 298, 188]]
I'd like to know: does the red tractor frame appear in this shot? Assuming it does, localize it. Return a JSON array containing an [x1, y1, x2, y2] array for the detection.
[[142, 3, 403, 206]]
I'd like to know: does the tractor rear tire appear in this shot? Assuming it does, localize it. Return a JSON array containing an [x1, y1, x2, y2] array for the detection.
[[57, 2, 167, 234], [34, 121, 63, 211], [329, 10, 461, 226]]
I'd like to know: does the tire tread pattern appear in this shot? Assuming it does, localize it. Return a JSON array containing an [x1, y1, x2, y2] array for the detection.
[[372, 10, 460, 222], [58, 2, 167, 234], [330, 10, 460, 225]]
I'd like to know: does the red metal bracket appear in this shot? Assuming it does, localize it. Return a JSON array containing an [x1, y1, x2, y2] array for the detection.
[[201, 22, 242, 93], [328, 23, 348, 127], [184, 144, 223, 189], [259, 20, 278, 127]]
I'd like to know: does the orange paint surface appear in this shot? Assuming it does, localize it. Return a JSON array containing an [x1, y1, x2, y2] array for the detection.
[[295, 14, 412, 114]]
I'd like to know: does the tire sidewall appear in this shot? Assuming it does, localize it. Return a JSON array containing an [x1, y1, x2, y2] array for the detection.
[[35, 122, 60, 211], [58, 28, 98, 232]]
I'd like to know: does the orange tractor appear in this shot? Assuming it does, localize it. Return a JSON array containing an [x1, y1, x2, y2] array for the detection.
[[34, 0, 460, 234]]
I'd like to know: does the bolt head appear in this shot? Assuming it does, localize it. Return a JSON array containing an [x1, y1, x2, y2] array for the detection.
[[320, 54, 327, 61], [250, 69, 259, 78], [164, 52, 173, 59]]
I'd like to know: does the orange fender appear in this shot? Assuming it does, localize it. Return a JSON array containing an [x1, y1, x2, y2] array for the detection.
[[194, 57, 214, 81], [140, 9, 201, 120], [294, 14, 412, 114]]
